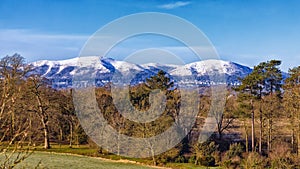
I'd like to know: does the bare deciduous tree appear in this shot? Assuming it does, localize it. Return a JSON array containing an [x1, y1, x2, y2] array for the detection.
[[0, 54, 33, 168]]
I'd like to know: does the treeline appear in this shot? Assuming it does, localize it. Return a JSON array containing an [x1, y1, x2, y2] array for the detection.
[[92, 59, 300, 168], [0, 54, 88, 168], [219, 60, 300, 168], [1, 54, 300, 168]]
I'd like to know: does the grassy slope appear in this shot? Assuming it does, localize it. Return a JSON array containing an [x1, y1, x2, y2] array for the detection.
[[16, 152, 156, 169], [18, 145, 216, 169]]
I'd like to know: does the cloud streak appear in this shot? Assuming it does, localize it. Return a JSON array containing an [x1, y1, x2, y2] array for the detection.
[[158, 1, 191, 9], [0, 29, 89, 62]]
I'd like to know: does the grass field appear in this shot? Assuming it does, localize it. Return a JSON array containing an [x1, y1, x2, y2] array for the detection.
[[29, 144, 218, 169], [15, 152, 156, 169], [3, 145, 218, 169], [15, 151, 219, 169]]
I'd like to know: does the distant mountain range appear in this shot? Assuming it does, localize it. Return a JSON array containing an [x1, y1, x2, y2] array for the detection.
[[29, 56, 254, 88]]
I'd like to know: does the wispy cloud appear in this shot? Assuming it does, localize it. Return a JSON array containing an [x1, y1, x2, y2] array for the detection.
[[0, 29, 89, 62], [158, 1, 191, 10]]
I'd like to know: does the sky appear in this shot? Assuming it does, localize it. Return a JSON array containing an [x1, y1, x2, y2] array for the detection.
[[0, 0, 300, 71]]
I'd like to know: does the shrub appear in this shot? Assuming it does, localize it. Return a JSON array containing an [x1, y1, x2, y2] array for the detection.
[[188, 155, 196, 164], [212, 151, 221, 165], [226, 143, 244, 159], [199, 156, 215, 167], [156, 155, 172, 165], [241, 152, 265, 169], [222, 160, 233, 169], [193, 141, 218, 165], [221, 143, 244, 168], [268, 142, 297, 169], [174, 155, 186, 163]]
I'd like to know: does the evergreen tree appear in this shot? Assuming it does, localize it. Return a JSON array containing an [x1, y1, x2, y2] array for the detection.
[[283, 66, 300, 155], [262, 60, 282, 152], [236, 64, 264, 152], [145, 70, 174, 91], [236, 60, 282, 153]]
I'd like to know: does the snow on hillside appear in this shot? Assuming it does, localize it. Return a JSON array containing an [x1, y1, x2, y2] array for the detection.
[[170, 59, 251, 76], [29, 57, 253, 88], [108, 60, 144, 73], [141, 63, 179, 72]]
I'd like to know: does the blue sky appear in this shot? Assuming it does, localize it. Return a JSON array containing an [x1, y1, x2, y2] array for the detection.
[[0, 0, 300, 71]]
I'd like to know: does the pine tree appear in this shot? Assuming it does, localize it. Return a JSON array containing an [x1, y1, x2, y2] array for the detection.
[[262, 60, 282, 152], [283, 66, 300, 155], [145, 70, 174, 91], [236, 65, 264, 152], [236, 60, 282, 153]]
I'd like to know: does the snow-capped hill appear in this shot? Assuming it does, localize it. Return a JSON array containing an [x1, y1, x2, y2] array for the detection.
[[29, 57, 254, 88], [170, 59, 251, 76], [107, 59, 144, 73], [32, 57, 79, 67], [31, 56, 112, 77], [169, 60, 252, 86], [141, 63, 179, 72], [33, 56, 110, 69]]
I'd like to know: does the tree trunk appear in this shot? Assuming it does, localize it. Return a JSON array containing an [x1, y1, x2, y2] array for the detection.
[[217, 113, 223, 140], [150, 145, 156, 166], [29, 117, 32, 145], [244, 120, 249, 153], [36, 93, 51, 149], [291, 130, 295, 153], [69, 121, 73, 148], [9, 97, 16, 141], [59, 128, 63, 148], [267, 119, 270, 153], [218, 129, 223, 140], [267, 117, 272, 152], [42, 118, 50, 149], [0, 87, 8, 121], [251, 99, 255, 152], [298, 110, 300, 156], [298, 127, 300, 156], [270, 115, 272, 151], [10, 110, 15, 141], [76, 135, 79, 148], [259, 105, 262, 154]]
